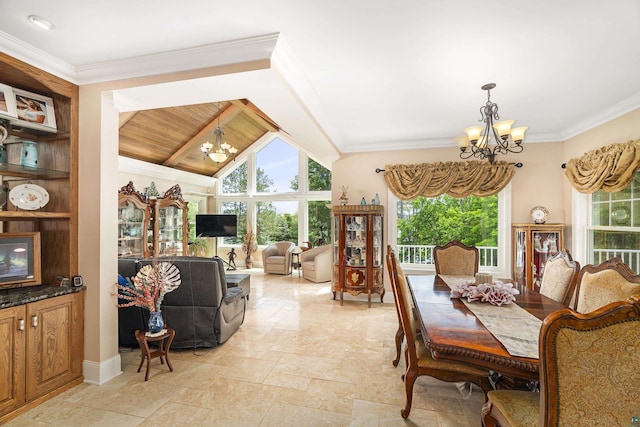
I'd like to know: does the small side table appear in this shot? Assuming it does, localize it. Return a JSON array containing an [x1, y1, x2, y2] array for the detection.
[[291, 251, 302, 277], [135, 327, 175, 381]]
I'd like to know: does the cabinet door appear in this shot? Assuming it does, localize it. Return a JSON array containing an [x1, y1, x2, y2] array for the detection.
[[118, 197, 150, 258], [26, 292, 83, 401], [532, 231, 561, 290], [154, 198, 189, 257], [0, 305, 26, 416]]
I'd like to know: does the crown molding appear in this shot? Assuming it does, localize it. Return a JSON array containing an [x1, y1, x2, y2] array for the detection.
[[0, 30, 78, 83], [560, 91, 640, 140], [75, 34, 280, 85]]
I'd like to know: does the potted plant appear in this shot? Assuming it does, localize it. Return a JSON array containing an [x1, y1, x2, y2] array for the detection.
[[188, 235, 209, 257], [241, 229, 257, 269]]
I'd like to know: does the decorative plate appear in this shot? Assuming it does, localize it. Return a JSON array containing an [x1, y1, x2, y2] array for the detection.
[[611, 205, 631, 226], [530, 206, 549, 224], [9, 183, 50, 210]]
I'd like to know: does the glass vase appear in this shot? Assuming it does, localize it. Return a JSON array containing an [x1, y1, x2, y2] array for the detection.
[[148, 310, 164, 334]]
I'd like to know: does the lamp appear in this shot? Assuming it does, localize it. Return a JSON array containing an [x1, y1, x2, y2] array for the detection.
[[201, 103, 238, 163], [457, 83, 527, 164]]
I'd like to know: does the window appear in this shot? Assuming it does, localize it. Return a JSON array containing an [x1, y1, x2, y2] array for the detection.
[[390, 186, 511, 275], [185, 196, 205, 241], [588, 171, 640, 272], [216, 136, 331, 248], [221, 201, 247, 245]]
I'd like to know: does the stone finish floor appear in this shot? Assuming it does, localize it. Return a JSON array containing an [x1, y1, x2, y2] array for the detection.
[[7, 270, 484, 426]]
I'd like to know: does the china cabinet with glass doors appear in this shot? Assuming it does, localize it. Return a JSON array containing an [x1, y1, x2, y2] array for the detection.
[[118, 182, 151, 258], [332, 205, 384, 307], [118, 182, 189, 258], [512, 223, 564, 291], [152, 184, 189, 257]]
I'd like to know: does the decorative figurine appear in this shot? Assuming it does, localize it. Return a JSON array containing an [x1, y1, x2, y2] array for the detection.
[[227, 248, 237, 270], [361, 197, 366, 205], [339, 185, 349, 206]]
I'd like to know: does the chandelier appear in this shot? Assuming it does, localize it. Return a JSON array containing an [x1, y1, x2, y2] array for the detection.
[[457, 83, 527, 164], [201, 103, 238, 163]]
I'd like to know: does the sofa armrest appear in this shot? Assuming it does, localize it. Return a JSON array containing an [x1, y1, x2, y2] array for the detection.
[[223, 287, 244, 304]]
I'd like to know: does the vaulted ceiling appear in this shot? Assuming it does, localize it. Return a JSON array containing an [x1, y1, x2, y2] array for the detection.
[[119, 99, 280, 176]]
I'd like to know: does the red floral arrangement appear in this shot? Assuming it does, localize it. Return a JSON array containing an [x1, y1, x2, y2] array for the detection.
[[450, 280, 519, 306]]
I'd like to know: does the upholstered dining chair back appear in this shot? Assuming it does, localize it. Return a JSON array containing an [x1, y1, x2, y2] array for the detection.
[[573, 257, 640, 313], [482, 296, 640, 427], [538, 249, 580, 306], [262, 241, 296, 275], [387, 247, 491, 419], [433, 240, 479, 276]]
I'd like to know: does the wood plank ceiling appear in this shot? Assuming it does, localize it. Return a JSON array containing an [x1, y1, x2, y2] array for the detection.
[[119, 99, 281, 177]]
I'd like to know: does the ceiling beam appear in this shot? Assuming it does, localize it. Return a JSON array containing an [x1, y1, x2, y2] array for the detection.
[[230, 99, 279, 132], [119, 111, 138, 128], [163, 103, 241, 167]]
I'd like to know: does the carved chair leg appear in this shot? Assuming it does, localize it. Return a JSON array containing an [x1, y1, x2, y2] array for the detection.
[[393, 327, 403, 367], [401, 369, 417, 419]]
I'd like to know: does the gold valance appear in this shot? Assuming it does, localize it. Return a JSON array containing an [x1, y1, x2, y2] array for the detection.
[[564, 139, 640, 194], [383, 160, 516, 200]]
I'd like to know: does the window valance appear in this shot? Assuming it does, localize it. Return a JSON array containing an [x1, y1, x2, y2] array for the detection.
[[564, 139, 640, 194], [383, 160, 516, 200]]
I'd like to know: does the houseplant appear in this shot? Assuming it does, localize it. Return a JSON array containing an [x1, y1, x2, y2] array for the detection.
[[188, 235, 209, 257], [241, 229, 258, 269]]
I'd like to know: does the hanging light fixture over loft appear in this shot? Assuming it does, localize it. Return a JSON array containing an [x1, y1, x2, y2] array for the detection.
[[201, 102, 238, 163], [456, 83, 527, 164]]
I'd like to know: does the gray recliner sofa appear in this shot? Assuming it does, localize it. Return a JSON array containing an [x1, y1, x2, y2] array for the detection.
[[118, 256, 246, 349]]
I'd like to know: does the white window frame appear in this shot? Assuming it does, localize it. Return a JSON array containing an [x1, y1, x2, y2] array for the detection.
[[388, 183, 512, 278]]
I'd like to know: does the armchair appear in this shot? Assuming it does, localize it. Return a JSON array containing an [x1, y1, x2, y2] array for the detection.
[[433, 240, 479, 276], [300, 244, 332, 282], [262, 241, 296, 274], [482, 296, 640, 426]]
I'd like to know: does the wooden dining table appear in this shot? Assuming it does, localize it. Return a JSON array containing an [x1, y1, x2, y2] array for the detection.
[[406, 274, 566, 383]]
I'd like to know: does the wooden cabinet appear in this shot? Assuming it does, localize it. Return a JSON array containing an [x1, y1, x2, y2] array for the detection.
[[118, 182, 152, 258], [0, 291, 84, 423], [332, 205, 384, 307], [118, 183, 188, 258], [512, 223, 564, 291], [0, 52, 78, 286], [152, 184, 189, 257]]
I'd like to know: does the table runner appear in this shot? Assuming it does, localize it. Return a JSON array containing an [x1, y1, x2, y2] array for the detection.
[[439, 275, 541, 359]]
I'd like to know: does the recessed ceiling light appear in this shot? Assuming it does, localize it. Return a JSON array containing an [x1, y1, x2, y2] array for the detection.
[[28, 15, 55, 30]]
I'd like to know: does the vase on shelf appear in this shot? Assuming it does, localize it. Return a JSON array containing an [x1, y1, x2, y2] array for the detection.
[[148, 310, 164, 334]]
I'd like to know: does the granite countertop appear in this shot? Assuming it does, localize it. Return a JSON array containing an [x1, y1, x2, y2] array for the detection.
[[0, 284, 86, 309]]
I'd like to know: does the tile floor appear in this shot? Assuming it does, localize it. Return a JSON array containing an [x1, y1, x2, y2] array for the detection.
[[7, 270, 484, 426]]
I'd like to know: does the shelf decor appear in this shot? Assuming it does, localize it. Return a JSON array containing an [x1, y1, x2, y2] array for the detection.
[[13, 88, 57, 130]]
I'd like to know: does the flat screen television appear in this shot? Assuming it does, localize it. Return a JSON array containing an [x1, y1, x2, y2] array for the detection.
[[196, 214, 238, 238], [0, 232, 42, 288]]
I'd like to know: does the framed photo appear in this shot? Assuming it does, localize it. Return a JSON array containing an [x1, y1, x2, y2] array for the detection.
[[13, 88, 57, 130], [0, 83, 17, 118]]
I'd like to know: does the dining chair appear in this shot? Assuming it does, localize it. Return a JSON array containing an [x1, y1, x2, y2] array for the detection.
[[538, 249, 580, 306], [573, 257, 640, 314], [433, 240, 479, 276], [387, 247, 492, 419], [481, 295, 640, 427]]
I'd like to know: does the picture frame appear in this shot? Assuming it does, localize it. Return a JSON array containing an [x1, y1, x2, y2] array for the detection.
[[0, 83, 18, 118], [13, 88, 57, 130]]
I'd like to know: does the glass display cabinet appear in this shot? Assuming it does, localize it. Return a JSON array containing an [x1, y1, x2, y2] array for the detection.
[[118, 182, 151, 258], [152, 184, 189, 257], [118, 182, 189, 258], [512, 223, 564, 291], [332, 205, 384, 307]]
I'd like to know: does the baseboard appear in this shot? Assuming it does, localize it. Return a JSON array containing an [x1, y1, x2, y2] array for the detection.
[[82, 354, 122, 385]]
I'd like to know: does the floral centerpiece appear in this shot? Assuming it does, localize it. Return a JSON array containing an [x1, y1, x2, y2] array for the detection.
[[450, 280, 519, 306], [116, 261, 181, 333]]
